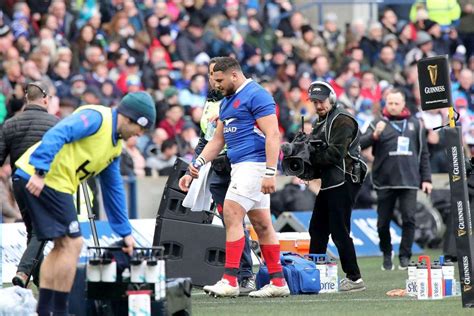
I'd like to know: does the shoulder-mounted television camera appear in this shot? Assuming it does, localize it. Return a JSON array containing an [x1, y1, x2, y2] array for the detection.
[[280, 118, 325, 180]]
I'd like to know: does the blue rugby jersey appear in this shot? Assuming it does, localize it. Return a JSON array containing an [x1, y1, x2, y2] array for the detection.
[[219, 79, 276, 164]]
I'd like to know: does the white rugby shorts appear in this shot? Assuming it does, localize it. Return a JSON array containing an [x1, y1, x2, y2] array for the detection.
[[225, 161, 270, 212]]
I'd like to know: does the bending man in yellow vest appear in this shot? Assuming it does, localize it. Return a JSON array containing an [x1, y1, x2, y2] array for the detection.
[[14, 91, 156, 315]]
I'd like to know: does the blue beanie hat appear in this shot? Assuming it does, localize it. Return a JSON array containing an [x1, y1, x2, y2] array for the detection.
[[117, 92, 156, 130]]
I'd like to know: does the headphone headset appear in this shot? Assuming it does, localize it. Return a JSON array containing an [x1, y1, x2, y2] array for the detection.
[[25, 83, 48, 98], [25, 83, 48, 101], [308, 80, 337, 106]]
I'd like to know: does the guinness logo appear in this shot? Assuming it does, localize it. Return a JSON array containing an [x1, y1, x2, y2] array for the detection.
[[464, 284, 472, 292], [458, 229, 467, 237], [452, 175, 461, 182], [427, 64, 438, 86]]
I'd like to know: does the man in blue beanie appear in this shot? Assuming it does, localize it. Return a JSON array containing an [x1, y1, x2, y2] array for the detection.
[[14, 91, 156, 315]]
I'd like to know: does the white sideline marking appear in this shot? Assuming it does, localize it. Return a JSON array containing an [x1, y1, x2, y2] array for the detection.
[[191, 297, 411, 303]]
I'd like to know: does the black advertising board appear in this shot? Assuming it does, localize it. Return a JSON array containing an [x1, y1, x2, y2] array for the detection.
[[417, 55, 453, 111], [445, 127, 474, 307]]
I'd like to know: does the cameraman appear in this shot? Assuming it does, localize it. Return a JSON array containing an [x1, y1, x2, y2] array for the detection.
[[307, 81, 366, 292]]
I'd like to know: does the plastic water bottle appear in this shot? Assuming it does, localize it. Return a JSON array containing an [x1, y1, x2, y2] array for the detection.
[[406, 261, 418, 297], [159, 259, 166, 299], [101, 256, 117, 282], [442, 260, 455, 296], [431, 262, 443, 299], [130, 255, 146, 283], [145, 257, 159, 283], [87, 255, 101, 282], [416, 262, 429, 300]]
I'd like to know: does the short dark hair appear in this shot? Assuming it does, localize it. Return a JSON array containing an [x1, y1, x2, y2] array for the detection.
[[161, 138, 177, 153], [209, 56, 225, 65], [386, 87, 405, 100], [25, 82, 48, 101], [213, 56, 241, 73]]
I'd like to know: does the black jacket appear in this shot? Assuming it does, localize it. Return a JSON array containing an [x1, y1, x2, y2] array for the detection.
[[0, 104, 58, 171], [360, 115, 431, 189], [311, 105, 362, 190]]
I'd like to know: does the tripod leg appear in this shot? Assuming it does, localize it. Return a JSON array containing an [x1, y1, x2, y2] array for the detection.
[[24, 240, 47, 288]]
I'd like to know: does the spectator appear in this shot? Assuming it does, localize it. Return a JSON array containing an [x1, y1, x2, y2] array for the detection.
[[339, 77, 365, 112], [310, 55, 333, 82], [51, 59, 72, 98], [176, 121, 199, 160], [452, 68, 474, 112], [329, 62, 354, 97], [319, 13, 345, 69], [360, 22, 383, 67], [380, 8, 398, 36], [209, 20, 240, 59], [458, 1, 474, 58], [278, 11, 305, 39], [146, 138, 178, 176], [176, 16, 207, 62], [66, 74, 87, 107], [360, 71, 382, 104], [159, 103, 185, 139], [425, 0, 461, 27], [123, 135, 146, 177], [178, 74, 207, 110], [372, 45, 404, 85], [0, 81, 58, 287], [405, 31, 436, 67], [245, 16, 276, 58], [360, 88, 432, 271]]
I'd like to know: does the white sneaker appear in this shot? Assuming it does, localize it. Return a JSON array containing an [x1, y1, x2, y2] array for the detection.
[[203, 279, 240, 297], [248, 282, 290, 298]]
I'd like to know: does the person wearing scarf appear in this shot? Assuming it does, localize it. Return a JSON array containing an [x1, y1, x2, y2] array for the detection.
[[361, 88, 432, 271]]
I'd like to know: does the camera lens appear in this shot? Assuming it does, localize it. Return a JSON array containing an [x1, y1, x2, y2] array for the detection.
[[282, 158, 304, 176]]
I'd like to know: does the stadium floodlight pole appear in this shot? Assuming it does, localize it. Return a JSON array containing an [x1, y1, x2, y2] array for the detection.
[[82, 182, 101, 256]]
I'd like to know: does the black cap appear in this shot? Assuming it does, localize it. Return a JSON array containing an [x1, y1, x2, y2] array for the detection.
[[309, 83, 332, 101]]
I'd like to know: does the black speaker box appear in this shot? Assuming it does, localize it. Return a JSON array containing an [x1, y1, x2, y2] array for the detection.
[[158, 187, 214, 224], [166, 158, 190, 193], [153, 218, 225, 286]]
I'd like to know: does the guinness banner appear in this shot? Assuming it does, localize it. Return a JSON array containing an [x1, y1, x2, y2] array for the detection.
[[417, 55, 452, 110], [445, 127, 474, 307]]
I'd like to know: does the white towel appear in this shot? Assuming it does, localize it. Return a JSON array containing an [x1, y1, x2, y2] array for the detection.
[[182, 162, 213, 212]]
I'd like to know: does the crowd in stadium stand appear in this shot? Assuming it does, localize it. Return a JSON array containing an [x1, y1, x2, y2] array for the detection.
[[0, 0, 473, 219]]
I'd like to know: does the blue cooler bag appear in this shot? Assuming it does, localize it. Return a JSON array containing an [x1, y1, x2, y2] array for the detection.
[[256, 252, 320, 294]]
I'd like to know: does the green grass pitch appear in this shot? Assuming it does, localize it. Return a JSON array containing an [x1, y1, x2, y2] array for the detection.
[[192, 250, 473, 316]]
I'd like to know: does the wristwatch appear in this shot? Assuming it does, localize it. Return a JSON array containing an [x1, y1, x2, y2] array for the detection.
[[35, 169, 46, 178]]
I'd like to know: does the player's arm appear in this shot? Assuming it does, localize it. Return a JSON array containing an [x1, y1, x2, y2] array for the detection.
[[188, 120, 225, 178], [26, 110, 102, 197], [99, 157, 135, 255], [257, 113, 280, 194]]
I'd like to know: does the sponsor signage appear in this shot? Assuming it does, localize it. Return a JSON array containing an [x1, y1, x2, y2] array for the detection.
[[1, 219, 156, 283], [445, 127, 474, 307], [417, 55, 453, 110]]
